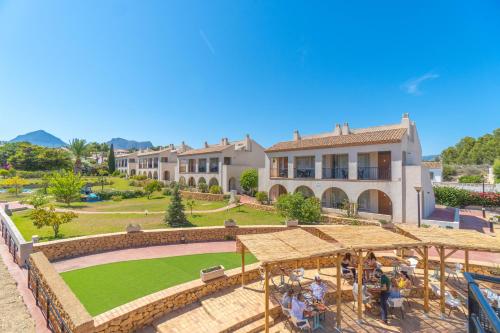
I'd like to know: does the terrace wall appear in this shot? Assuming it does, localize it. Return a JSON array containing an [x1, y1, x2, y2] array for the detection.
[[180, 191, 225, 201]]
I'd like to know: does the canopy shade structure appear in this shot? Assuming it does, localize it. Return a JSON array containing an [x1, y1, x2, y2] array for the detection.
[[237, 228, 344, 265], [398, 226, 500, 253], [316, 225, 424, 251]]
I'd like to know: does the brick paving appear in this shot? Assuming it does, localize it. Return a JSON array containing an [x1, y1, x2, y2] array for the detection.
[[53, 241, 236, 272]]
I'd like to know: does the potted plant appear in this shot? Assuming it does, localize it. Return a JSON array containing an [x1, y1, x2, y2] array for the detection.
[[286, 219, 299, 227], [224, 218, 237, 227], [200, 265, 225, 282]]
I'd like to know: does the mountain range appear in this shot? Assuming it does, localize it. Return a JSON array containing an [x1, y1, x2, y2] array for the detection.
[[6, 130, 153, 150]]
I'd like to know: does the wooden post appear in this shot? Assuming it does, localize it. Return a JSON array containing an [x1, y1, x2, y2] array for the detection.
[[241, 245, 245, 287], [464, 249, 469, 272], [264, 264, 270, 333], [336, 253, 342, 329], [439, 246, 445, 316], [423, 246, 429, 313], [357, 250, 363, 321], [317, 257, 321, 273]]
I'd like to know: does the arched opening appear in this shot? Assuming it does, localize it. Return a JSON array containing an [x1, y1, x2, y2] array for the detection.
[[188, 177, 196, 187], [163, 171, 170, 181], [321, 188, 348, 209], [198, 177, 206, 184], [130, 169, 136, 176], [357, 189, 392, 216], [153, 171, 158, 180], [269, 184, 287, 202], [228, 177, 237, 191], [209, 178, 219, 188], [178, 176, 186, 186], [148, 171, 152, 179], [294, 186, 315, 198]]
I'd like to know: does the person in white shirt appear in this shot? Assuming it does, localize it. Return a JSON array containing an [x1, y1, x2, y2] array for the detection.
[[281, 289, 293, 309], [291, 293, 308, 320], [310, 275, 327, 302]]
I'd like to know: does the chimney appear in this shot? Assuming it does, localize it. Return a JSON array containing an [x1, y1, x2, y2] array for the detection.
[[180, 141, 186, 152], [245, 134, 252, 151], [333, 124, 341, 136], [204, 141, 209, 148], [220, 137, 225, 145], [169, 144, 175, 150], [342, 122, 350, 135], [293, 130, 301, 141], [401, 113, 410, 127]]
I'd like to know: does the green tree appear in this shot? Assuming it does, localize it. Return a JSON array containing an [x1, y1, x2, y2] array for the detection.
[[144, 180, 162, 199], [30, 205, 77, 239], [3, 176, 29, 197], [493, 159, 500, 183], [108, 144, 116, 173], [239, 168, 258, 195], [0, 169, 9, 178], [97, 169, 108, 191], [440, 128, 499, 165], [48, 171, 84, 206], [185, 199, 195, 216], [275, 193, 321, 224], [68, 138, 88, 174], [165, 185, 187, 227]]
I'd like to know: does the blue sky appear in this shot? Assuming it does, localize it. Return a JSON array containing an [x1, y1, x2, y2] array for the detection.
[[0, 1, 499, 154]]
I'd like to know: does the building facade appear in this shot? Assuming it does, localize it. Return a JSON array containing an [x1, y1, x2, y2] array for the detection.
[[176, 135, 265, 193], [258, 114, 435, 224], [115, 143, 190, 182], [422, 161, 442, 183]]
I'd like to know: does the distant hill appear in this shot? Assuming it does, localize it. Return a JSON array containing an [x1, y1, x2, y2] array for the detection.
[[422, 154, 440, 161], [108, 138, 153, 150], [9, 130, 67, 148]]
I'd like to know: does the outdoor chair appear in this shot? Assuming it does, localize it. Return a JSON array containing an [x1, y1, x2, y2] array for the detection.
[[341, 268, 354, 285], [258, 266, 266, 290], [289, 268, 305, 289], [387, 297, 405, 319], [446, 263, 463, 282], [400, 288, 413, 309], [290, 316, 312, 333], [431, 284, 463, 316], [352, 282, 371, 311], [399, 264, 415, 282]]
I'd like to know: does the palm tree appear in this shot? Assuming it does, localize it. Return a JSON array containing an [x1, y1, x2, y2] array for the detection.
[[68, 139, 88, 174]]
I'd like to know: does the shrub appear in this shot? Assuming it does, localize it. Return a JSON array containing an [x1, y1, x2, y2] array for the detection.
[[240, 169, 258, 195], [144, 180, 163, 199], [275, 193, 321, 224], [255, 191, 269, 204], [131, 175, 147, 181], [442, 165, 456, 181], [434, 186, 500, 207], [111, 170, 121, 177], [198, 182, 208, 193], [111, 195, 123, 201], [96, 190, 145, 200], [494, 159, 500, 183], [458, 175, 483, 183], [162, 188, 172, 196], [209, 185, 222, 194]]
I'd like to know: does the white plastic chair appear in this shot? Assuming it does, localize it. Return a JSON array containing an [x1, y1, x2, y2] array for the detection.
[[446, 263, 463, 282], [289, 268, 305, 289], [444, 292, 462, 316], [387, 297, 405, 319], [352, 282, 371, 310]]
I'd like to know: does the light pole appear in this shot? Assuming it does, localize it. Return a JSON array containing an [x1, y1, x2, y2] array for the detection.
[[414, 186, 422, 228]]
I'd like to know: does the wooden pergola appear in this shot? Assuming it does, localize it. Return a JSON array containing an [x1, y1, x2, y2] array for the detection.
[[237, 228, 344, 333], [316, 226, 425, 322], [398, 225, 500, 317]]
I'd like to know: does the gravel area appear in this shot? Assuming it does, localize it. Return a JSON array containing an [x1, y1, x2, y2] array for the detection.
[[0, 258, 35, 333]]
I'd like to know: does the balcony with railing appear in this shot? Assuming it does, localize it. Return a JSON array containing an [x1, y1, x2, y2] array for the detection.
[[294, 167, 315, 179], [357, 166, 391, 180], [270, 168, 288, 178], [322, 167, 348, 180]]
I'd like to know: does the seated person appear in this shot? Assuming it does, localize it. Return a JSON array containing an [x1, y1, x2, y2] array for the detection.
[[291, 293, 311, 324], [364, 252, 378, 279], [398, 271, 412, 290], [389, 276, 401, 299], [281, 289, 294, 309], [341, 253, 357, 278], [310, 275, 327, 302]]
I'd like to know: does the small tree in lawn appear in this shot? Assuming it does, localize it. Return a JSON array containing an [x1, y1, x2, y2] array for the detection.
[[165, 185, 187, 227], [108, 144, 116, 173], [185, 199, 195, 216], [97, 169, 108, 191], [0, 169, 9, 178], [23, 192, 49, 209], [3, 176, 29, 197], [240, 168, 258, 196], [48, 171, 84, 207], [275, 192, 321, 224], [144, 180, 162, 199], [31, 205, 77, 239]]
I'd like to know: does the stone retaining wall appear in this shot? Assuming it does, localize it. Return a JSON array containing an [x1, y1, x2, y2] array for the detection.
[[320, 215, 381, 226], [180, 191, 225, 201], [28, 252, 94, 333], [243, 202, 277, 212]]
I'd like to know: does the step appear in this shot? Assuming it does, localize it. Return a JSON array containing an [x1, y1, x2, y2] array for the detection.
[[231, 317, 276, 333]]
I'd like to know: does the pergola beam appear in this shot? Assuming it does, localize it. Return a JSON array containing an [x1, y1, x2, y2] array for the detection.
[[357, 250, 363, 321], [264, 264, 270, 333], [423, 246, 429, 313], [241, 245, 245, 287], [439, 245, 446, 316], [444, 249, 458, 260], [336, 254, 342, 329], [465, 249, 469, 272]]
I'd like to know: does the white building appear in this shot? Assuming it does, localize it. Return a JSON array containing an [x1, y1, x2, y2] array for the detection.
[[176, 135, 265, 193], [422, 161, 442, 183], [258, 114, 435, 224], [115, 143, 190, 182]]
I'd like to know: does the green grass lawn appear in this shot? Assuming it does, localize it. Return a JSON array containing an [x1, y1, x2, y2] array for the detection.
[[0, 191, 30, 202], [61, 252, 258, 316], [51, 195, 228, 212], [12, 206, 284, 242]]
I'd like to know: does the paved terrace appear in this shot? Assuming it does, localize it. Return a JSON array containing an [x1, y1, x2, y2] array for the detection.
[[140, 265, 468, 333]]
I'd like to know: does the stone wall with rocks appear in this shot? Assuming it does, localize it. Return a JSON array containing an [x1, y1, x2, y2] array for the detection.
[[28, 252, 94, 333], [180, 191, 225, 201], [243, 202, 277, 212]]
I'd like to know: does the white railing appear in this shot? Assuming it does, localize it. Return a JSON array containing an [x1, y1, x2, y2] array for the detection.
[[433, 182, 499, 193], [0, 208, 33, 266]]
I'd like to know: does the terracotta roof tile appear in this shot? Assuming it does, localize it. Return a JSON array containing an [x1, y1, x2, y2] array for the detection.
[[422, 161, 442, 169], [178, 144, 233, 156], [265, 128, 407, 153]]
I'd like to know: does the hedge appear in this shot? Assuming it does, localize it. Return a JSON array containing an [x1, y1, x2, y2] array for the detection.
[[434, 186, 500, 207], [95, 189, 146, 200]]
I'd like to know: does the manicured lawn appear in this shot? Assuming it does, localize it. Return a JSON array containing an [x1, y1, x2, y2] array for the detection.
[[12, 206, 284, 242], [61, 252, 258, 315], [51, 195, 228, 212]]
